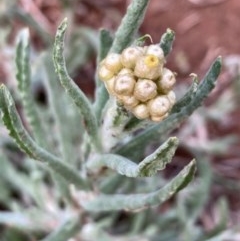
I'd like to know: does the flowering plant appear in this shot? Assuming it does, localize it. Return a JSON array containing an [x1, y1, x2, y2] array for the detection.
[[0, 0, 223, 240]]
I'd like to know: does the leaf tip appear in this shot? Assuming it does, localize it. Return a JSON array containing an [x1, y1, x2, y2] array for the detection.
[[189, 158, 196, 167], [166, 28, 175, 36], [0, 84, 7, 98], [217, 55, 222, 62], [169, 136, 179, 145], [58, 18, 68, 32], [187, 159, 197, 177], [18, 28, 30, 41], [212, 56, 222, 76]]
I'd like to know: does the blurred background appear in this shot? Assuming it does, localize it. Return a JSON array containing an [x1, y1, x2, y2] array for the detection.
[[0, 0, 240, 239]]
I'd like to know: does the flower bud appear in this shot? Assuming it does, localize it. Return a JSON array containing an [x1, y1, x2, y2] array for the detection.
[[167, 90, 176, 106], [118, 68, 133, 76], [134, 79, 157, 102], [148, 95, 171, 117], [104, 77, 116, 95], [151, 113, 168, 122], [98, 64, 114, 81], [119, 95, 139, 109], [104, 53, 123, 74], [134, 55, 162, 80], [132, 104, 149, 119], [157, 68, 176, 93], [114, 74, 136, 96], [146, 44, 165, 61], [121, 47, 144, 69]]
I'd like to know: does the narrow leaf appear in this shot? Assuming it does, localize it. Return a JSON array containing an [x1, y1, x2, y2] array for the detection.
[[88, 137, 178, 177], [41, 216, 81, 241], [15, 28, 46, 148], [95, 0, 150, 118], [43, 55, 74, 162], [110, 0, 150, 53], [197, 198, 228, 241], [123, 116, 145, 133], [0, 85, 90, 189], [99, 174, 125, 194], [93, 84, 109, 122], [80, 160, 196, 211], [116, 57, 222, 158], [159, 28, 175, 57], [171, 76, 199, 114], [98, 29, 113, 62], [0, 151, 45, 208], [0, 211, 54, 232], [177, 158, 212, 225], [53, 18, 101, 151], [138, 137, 179, 176], [93, 29, 113, 120], [100, 99, 130, 152]]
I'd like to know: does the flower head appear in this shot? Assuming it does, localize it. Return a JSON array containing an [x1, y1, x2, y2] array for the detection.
[[97, 42, 177, 122]]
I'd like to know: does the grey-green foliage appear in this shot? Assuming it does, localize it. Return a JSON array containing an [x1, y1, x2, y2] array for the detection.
[[0, 0, 223, 240], [87, 137, 179, 177], [15, 29, 46, 148]]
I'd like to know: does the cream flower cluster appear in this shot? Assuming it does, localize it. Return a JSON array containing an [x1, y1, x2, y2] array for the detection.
[[98, 44, 176, 122]]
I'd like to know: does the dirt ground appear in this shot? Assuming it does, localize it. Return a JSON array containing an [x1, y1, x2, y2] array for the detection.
[[1, 0, 240, 230]]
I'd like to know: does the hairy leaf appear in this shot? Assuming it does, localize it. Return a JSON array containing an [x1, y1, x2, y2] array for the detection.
[[41, 216, 81, 241], [15, 28, 46, 148], [0, 85, 90, 189], [159, 28, 175, 57], [110, 0, 150, 53], [81, 160, 196, 211], [88, 137, 178, 177], [98, 29, 113, 62], [53, 18, 101, 151], [94, 29, 113, 121]]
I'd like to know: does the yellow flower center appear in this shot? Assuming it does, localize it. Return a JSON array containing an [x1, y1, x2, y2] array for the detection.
[[144, 54, 159, 68]]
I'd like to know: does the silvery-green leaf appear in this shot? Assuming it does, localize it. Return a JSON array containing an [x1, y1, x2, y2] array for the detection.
[[159, 28, 175, 57], [41, 216, 81, 241], [0, 85, 90, 189], [53, 18, 101, 151], [15, 28, 46, 148], [80, 160, 196, 211], [94, 29, 113, 120], [110, 0, 150, 53], [88, 137, 178, 177]]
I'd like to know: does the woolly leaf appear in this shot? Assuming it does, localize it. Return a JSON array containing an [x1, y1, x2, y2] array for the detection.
[[43, 55, 74, 162], [88, 137, 178, 177], [197, 198, 228, 241], [81, 160, 196, 211], [159, 28, 175, 57], [110, 0, 150, 53], [53, 18, 101, 151], [98, 29, 113, 62], [0, 210, 54, 231], [0, 85, 90, 189], [94, 0, 150, 119], [138, 137, 179, 176], [15, 28, 46, 148], [94, 29, 113, 120], [41, 216, 81, 241], [177, 158, 212, 224], [171, 76, 199, 114]]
